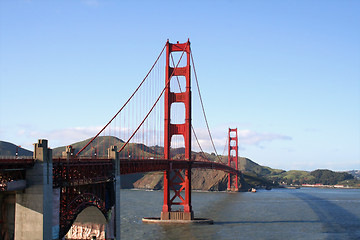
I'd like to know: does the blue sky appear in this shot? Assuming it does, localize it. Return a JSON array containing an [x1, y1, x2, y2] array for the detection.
[[1, 0, 359, 171]]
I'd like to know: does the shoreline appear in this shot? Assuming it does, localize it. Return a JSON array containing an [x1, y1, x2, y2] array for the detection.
[[277, 184, 360, 190]]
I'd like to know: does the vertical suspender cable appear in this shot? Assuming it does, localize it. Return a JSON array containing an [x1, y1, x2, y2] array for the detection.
[[75, 44, 167, 157], [118, 42, 189, 154], [190, 50, 223, 163]]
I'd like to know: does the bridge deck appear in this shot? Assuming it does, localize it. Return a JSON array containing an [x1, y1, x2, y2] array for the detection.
[[1, 157, 240, 190]]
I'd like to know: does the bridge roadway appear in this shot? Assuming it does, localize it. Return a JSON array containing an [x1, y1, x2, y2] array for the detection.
[[1, 155, 241, 239], [1, 157, 240, 189]]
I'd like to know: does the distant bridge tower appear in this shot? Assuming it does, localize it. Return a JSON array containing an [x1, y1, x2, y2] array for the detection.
[[227, 128, 239, 191], [161, 39, 193, 220]]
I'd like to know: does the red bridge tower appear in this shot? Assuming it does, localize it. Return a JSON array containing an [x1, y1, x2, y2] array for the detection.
[[161, 40, 193, 220], [227, 128, 239, 191]]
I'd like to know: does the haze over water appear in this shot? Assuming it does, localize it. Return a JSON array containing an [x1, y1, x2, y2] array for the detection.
[[120, 188, 360, 240]]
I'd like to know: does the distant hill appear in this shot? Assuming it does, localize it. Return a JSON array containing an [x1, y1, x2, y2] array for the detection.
[[262, 168, 360, 187], [310, 169, 354, 185], [0, 141, 33, 157], [348, 170, 360, 179]]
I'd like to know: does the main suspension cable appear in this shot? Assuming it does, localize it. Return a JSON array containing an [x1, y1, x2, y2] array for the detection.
[[75, 43, 167, 157], [118, 41, 190, 154], [170, 54, 211, 162], [190, 50, 223, 163]]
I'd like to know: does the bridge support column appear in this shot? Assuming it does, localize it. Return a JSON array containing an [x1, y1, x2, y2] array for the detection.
[[143, 40, 212, 224], [15, 139, 55, 240], [161, 40, 194, 221], [108, 146, 120, 239]]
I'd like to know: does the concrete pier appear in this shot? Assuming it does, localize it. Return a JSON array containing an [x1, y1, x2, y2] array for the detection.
[[108, 145, 121, 239], [142, 217, 213, 224], [14, 139, 55, 240]]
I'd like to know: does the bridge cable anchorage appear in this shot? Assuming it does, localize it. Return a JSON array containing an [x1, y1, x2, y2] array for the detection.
[[75, 43, 167, 157], [118, 41, 189, 154], [190, 51, 224, 164]]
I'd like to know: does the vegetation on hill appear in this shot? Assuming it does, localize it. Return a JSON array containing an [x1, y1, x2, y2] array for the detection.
[[265, 170, 314, 185], [310, 169, 354, 185], [0, 141, 32, 157], [347, 170, 360, 179], [259, 168, 360, 187]]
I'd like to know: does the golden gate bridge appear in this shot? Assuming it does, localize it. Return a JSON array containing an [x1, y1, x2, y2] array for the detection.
[[0, 40, 241, 239]]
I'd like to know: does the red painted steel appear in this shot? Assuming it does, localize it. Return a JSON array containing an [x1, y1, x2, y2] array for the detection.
[[52, 157, 114, 238], [0, 157, 35, 169], [118, 158, 239, 175], [58, 183, 110, 238], [227, 128, 239, 191], [51, 155, 239, 235], [163, 39, 193, 218], [0, 157, 239, 189], [52, 158, 114, 187], [1, 155, 240, 235]]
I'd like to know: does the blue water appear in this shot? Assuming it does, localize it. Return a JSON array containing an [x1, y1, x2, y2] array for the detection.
[[119, 188, 360, 240]]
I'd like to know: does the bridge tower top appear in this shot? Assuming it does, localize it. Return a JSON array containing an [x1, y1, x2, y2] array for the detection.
[[34, 139, 52, 163]]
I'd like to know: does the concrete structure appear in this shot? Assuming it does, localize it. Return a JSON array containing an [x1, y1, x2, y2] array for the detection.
[[14, 139, 55, 240], [0, 193, 16, 240], [108, 145, 121, 239]]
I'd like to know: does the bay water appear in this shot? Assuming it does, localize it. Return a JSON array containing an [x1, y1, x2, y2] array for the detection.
[[120, 188, 360, 240]]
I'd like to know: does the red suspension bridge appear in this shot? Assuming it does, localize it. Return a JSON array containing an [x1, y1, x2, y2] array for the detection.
[[0, 40, 241, 239]]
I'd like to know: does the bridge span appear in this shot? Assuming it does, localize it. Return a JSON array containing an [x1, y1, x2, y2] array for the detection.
[[1, 139, 241, 239], [0, 40, 242, 240]]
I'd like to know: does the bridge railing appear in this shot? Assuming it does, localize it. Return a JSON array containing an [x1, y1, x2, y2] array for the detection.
[[0, 156, 240, 188], [0, 156, 34, 159], [118, 158, 241, 175], [0, 157, 35, 169]]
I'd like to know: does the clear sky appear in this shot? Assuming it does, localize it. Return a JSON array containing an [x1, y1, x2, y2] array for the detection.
[[1, 0, 359, 171]]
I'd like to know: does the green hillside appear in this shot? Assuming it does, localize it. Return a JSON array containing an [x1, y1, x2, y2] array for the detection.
[[265, 170, 315, 185], [0, 141, 33, 156], [310, 169, 354, 185], [259, 168, 359, 187], [52, 136, 163, 159]]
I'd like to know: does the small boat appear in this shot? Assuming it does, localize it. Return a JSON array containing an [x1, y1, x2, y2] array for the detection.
[[251, 188, 257, 193]]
